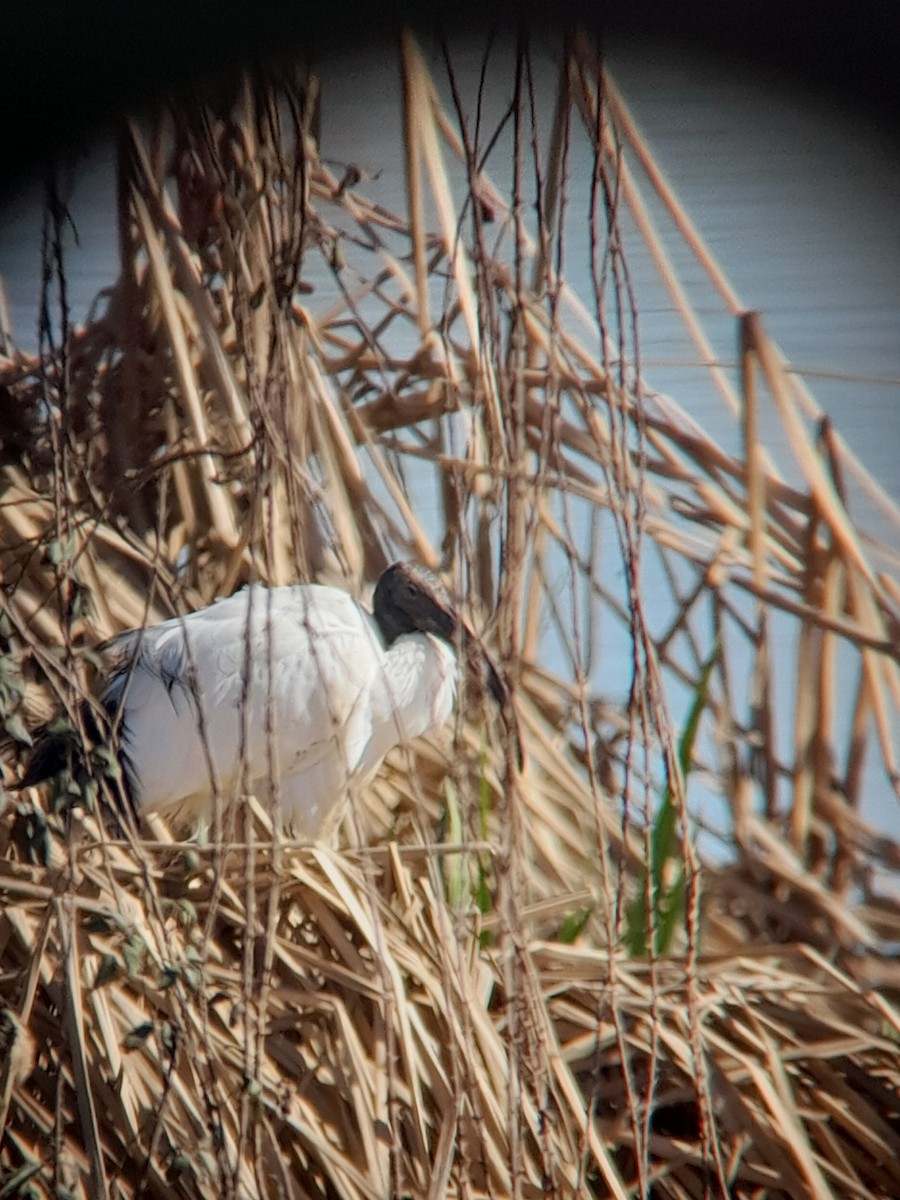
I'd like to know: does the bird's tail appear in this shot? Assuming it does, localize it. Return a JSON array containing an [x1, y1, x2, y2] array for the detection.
[[13, 700, 130, 805], [14, 718, 87, 791]]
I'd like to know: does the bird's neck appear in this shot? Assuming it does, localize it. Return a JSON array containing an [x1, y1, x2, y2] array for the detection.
[[376, 633, 457, 742]]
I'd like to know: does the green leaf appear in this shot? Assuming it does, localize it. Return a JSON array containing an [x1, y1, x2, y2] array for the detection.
[[443, 777, 467, 911], [123, 932, 148, 978], [92, 953, 120, 989], [476, 744, 495, 938], [174, 899, 198, 929], [84, 909, 126, 934], [655, 871, 687, 956], [123, 1021, 154, 1050], [46, 533, 77, 565], [158, 965, 180, 990], [91, 745, 122, 785], [182, 963, 202, 992], [160, 1021, 177, 1055], [478, 749, 492, 838], [167, 1153, 193, 1181], [0, 1159, 41, 1199], [11, 804, 51, 868], [623, 642, 718, 958], [475, 861, 493, 916], [559, 905, 592, 945], [181, 849, 200, 874]]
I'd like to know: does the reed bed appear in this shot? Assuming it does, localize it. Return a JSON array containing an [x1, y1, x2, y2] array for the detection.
[[1, 34, 899, 1200]]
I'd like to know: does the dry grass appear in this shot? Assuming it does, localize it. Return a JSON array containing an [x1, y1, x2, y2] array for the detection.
[[1, 34, 899, 1200]]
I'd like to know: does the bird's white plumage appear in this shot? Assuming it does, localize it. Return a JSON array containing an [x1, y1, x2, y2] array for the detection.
[[103, 581, 458, 837]]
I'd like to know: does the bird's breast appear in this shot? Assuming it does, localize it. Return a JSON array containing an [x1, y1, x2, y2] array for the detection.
[[375, 633, 458, 744]]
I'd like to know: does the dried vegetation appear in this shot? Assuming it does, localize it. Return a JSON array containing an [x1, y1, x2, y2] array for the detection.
[[1, 33, 899, 1200]]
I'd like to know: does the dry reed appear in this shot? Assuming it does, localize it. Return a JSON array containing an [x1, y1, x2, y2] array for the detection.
[[1, 34, 898, 1200]]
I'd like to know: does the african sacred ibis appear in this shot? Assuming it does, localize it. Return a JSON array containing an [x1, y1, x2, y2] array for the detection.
[[20, 562, 505, 837]]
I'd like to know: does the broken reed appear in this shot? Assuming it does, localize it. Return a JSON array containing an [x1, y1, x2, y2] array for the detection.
[[1, 34, 898, 1200]]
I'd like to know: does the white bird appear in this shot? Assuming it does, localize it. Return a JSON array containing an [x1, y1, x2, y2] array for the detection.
[[20, 562, 505, 838]]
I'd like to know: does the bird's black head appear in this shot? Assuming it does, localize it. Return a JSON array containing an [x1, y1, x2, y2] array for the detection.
[[373, 561, 457, 646], [372, 561, 506, 708]]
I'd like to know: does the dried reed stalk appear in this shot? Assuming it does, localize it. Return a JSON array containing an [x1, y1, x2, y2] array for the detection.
[[1, 32, 898, 1200]]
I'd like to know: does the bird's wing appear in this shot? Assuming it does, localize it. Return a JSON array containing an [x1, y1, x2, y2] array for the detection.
[[104, 585, 386, 815]]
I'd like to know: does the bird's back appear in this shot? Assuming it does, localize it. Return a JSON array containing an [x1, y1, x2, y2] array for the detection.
[[105, 584, 386, 831]]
